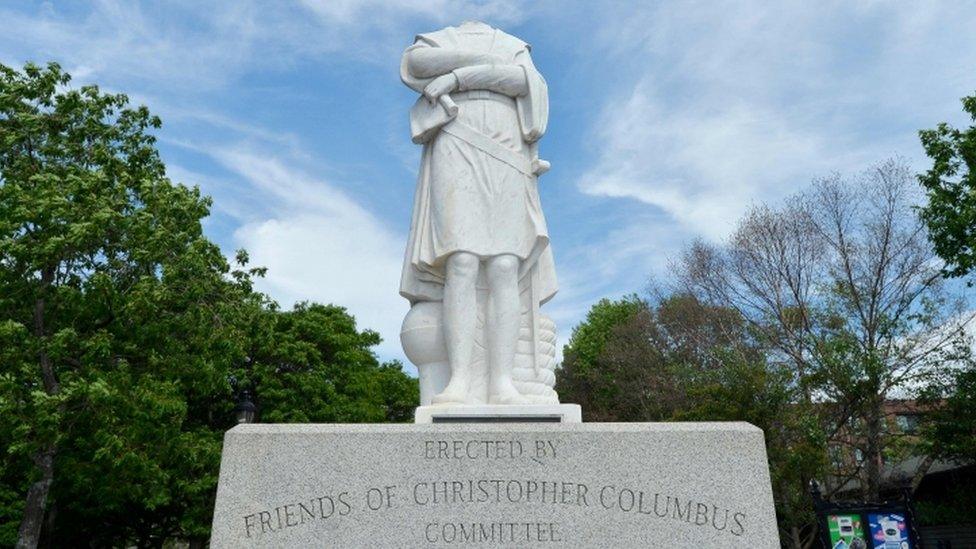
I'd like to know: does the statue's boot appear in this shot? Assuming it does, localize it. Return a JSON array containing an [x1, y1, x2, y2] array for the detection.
[[432, 378, 469, 405], [488, 381, 530, 405]]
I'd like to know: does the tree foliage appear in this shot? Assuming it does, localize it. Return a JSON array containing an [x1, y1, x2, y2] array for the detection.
[[240, 301, 417, 425], [919, 92, 976, 279], [556, 296, 647, 418], [678, 159, 968, 502], [559, 159, 971, 548], [919, 365, 976, 464], [0, 62, 417, 548], [556, 294, 825, 543]]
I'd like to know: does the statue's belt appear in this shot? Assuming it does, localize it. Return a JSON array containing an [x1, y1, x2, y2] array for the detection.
[[441, 120, 535, 178]]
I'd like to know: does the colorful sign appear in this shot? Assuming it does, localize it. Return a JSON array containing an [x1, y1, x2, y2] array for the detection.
[[867, 513, 911, 549], [828, 514, 867, 549]]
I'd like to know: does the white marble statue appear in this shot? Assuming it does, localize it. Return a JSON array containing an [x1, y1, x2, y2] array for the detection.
[[398, 21, 559, 407]]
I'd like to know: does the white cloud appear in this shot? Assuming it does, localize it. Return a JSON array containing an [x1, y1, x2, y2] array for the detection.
[[1, 1, 264, 91], [577, 2, 976, 240], [300, 0, 525, 28], [206, 148, 410, 363], [579, 81, 830, 239], [0, 0, 531, 93], [533, 1, 976, 347]]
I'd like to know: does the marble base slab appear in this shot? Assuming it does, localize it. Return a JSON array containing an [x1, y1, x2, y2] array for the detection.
[[211, 422, 779, 548], [414, 403, 582, 423]]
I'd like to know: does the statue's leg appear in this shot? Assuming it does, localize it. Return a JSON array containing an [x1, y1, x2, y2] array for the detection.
[[432, 251, 479, 405], [485, 254, 528, 404]]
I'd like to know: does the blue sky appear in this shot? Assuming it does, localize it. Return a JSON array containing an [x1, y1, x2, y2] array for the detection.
[[3, 1, 976, 369]]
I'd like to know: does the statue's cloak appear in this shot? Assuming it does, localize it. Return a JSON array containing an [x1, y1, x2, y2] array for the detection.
[[398, 24, 557, 306]]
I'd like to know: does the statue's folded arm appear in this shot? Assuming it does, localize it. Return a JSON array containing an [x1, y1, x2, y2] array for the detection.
[[405, 47, 504, 79], [453, 64, 528, 97]]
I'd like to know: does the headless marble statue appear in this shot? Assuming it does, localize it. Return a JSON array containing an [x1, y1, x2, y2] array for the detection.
[[398, 22, 560, 406]]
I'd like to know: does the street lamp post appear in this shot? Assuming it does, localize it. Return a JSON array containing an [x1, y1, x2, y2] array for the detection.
[[234, 389, 257, 424]]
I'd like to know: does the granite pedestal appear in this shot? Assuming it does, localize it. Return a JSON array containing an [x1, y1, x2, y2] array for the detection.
[[211, 422, 779, 547]]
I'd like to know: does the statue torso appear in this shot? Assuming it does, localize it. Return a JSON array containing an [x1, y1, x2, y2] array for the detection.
[[419, 22, 526, 62], [428, 24, 526, 152]]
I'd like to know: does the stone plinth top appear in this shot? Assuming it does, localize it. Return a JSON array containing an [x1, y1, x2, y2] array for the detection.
[[414, 403, 582, 423]]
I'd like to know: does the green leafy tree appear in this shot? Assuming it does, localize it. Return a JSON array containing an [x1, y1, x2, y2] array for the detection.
[[555, 295, 647, 419], [0, 62, 417, 548], [556, 294, 826, 545], [240, 301, 417, 424], [919, 92, 976, 279], [671, 159, 970, 547], [919, 366, 976, 464], [913, 363, 976, 527], [0, 60, 257, 548], [44, 300, 416, 547], [675, 358, 825, 546], [680, 160, 965, 502]]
